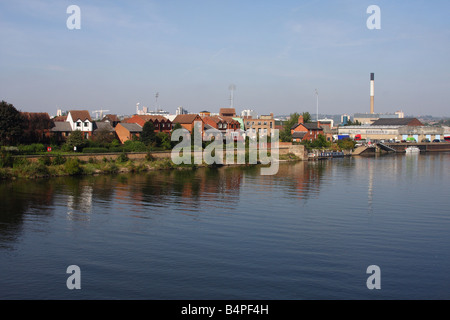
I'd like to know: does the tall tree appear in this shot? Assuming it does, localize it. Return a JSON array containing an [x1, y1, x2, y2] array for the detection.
[[280, 112, 300, 142], [302, 112, 312, 123], [0, 101, 24, 146], [140, 121, 156, 146], [65, 130, 85, 150], [21, 112, 54, 144]]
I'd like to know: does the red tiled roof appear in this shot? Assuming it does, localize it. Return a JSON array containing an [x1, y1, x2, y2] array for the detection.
[[219, 108, 236, 116], [124, 115, 170, 123], [69, 110, 92, 122], [172, 114, 201, 124], [102, 114, 119, 122], [52, 115, 67, 122]]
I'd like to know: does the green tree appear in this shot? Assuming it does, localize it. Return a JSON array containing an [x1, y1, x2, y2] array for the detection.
[[302, 112, 312, 123], [65, 130, 85, 151], [156, 132, 171, 149], [311, 134, 330, 149], [171, 123, 183, 133], [280, 113, 300, 142], [140, 121, 156, 146], [0, 101, 24, 146], [92, 127, 115, 145], [171, 123, 185, 148]]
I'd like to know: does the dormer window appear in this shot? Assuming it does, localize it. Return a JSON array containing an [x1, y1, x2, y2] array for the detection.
[[84, 121, 89, 127], [76, 122, 81, 127]]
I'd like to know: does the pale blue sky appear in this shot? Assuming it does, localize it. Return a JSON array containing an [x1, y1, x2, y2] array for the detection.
[[1, 0, 449, 117]]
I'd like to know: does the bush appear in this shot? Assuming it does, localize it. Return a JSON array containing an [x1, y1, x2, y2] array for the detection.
[[109, 146, 125, 153], [19, 162, 49, 178], [13, 157, 30, 168], [145, 152, 155, 162], [18, 143, 45, 154], [64, 158, 83, 175], [52, 154, 66, 165], [38, 155, 52, 166], [122, 140, 147, 152], [0, 151, 14, 168], [82, 147, 109, 154], [116, 152, 129, 163]]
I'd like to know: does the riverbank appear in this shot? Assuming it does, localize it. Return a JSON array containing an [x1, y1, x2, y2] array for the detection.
[[0, 152, 302, 180]]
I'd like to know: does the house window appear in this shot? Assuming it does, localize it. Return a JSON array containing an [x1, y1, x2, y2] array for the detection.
[[77, 122, 81, 127], [264, 122, 267, 125], [258, 122, 261, 125], [84, 121, 89, 127], [270, 122, 273, 128]]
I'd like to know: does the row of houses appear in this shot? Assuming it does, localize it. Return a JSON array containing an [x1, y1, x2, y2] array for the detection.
[[47, 108, 254, 144], [18, 107, 443, 146], [20, 107, 334, 146]]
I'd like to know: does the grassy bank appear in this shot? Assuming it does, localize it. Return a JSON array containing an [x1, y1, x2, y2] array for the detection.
[[0, 154, 188, 180], [0, 148, 305, 180]]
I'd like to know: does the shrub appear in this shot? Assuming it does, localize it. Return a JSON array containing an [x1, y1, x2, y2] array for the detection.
[[145, 152, 155, 162], [0, 151, 14, 168], [82, 147, 109, 154], [19, 162, 49, 178], [18, 143, 45, 154], [122, 140, 147, 152], [13, 157, 30, 168], [116, 152, 129, 163], [64, 158, 83, 175], [52, 154, 66, 165], [38, 155, 52, 166]]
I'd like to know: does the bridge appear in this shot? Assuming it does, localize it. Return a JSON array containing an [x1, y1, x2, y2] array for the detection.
[[383, 142, 450, 153], [351, 142, 450, 155]]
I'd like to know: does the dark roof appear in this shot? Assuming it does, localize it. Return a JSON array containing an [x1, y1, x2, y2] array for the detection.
[[118, 123, 142, 132], [303, 122, 322, 130], [51, 121, 72, 132], [292, 132, 306, 139], [370, 118, 423, 126], [93, 122, 115, 132]]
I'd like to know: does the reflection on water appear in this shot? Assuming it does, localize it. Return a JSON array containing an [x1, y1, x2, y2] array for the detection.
[[1, 153, 449, 299]]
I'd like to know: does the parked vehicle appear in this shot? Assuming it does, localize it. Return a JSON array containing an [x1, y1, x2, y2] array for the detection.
[[421, 138, 430, 143], [433, 139, 441, 143]]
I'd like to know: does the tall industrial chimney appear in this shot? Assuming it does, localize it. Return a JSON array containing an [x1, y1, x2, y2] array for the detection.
[[370, 73, 374, 114]]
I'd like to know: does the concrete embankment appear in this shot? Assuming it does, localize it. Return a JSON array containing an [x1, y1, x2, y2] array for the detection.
[[19, 143, 308, 163]]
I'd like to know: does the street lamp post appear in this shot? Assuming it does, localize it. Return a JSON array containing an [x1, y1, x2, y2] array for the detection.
[[315, 89, 319, 123]]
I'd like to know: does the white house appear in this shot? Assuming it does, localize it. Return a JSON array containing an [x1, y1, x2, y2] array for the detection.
[[66, 110, 93, 138]]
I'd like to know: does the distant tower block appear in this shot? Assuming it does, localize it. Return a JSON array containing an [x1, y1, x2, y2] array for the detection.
[[370, 73, 375, 114]]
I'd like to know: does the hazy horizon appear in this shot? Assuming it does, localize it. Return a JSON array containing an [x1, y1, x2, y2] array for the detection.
[[1, 0, 449, 117]]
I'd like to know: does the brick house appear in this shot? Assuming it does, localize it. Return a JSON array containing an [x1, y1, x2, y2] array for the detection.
[[115, 123, 143, 144], [219, 108, 236, 117], [291, 115, 324, 142], [172, 114, 204, 135], [243, 113, 276, 137], [124, 115, 172, 133], [66, 110, 94, 139], [101, 114, 120, 127], [202, 115, 242, 141]]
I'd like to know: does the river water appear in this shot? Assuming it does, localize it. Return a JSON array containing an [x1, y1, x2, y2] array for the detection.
[[1, 153, 449, 300]]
